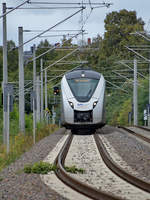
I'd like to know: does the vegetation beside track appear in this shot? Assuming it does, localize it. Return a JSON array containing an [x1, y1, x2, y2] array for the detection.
[[0, 124, 58, 172], [106, 78, 149, 126], [24, 161, 85, 175]]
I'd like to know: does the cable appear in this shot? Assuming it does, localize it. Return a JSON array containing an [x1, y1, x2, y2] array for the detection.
[[10, 7, 85, 51], [29, 31, 82, 62]]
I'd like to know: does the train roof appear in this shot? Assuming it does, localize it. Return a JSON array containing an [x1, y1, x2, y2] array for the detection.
[[65, 69, 101, 80]]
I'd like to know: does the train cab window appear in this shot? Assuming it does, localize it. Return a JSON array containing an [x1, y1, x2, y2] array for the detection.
[[67, 78, 99, 102]]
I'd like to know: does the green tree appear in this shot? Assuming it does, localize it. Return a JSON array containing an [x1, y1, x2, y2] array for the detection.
[[61, 35, 72, 47], [117, 98, 132, 125], [7, 40, 18, 81], [100, 9, 145, 58]]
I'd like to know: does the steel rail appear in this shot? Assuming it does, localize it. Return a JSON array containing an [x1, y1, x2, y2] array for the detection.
[[54, 134, 123, 200], [134, 125, 150, 132], [118, 126, 150, 143], [94, 132, 150, 193]]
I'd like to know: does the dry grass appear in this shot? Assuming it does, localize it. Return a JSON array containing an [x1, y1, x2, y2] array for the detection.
[[0, 124, 58, 171]]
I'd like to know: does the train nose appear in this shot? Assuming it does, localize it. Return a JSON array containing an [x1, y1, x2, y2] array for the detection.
[[74, 110, 92, 122]]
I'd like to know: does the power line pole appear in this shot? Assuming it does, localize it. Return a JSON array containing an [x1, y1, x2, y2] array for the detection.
[[33, 44, 36, 91], [32, 91, 36, 144], [6, 92, 10, 153], [148, 53, 150, 126], [44, 69, 48, 123], [3, 3, 8, 144], [18, 26, 25, 133], [36, 76, 40, 122], [45, 69, 48, 110], [40, 59, 44, 121], [32, 44, 37, 126], [133, 58, 138, 125]]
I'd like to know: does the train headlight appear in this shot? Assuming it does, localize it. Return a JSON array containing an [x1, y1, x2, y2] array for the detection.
[[69, 101, 74, 109], [93, 101, 98, 108]]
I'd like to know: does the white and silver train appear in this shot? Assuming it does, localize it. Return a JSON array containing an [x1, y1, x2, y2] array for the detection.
[[61, 68, 105, 132]]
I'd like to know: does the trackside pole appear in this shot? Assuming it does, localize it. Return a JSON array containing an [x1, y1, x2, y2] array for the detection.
[[133, 58, 138, 125], [4, 84, 13, 153], [6, 92, 10, 153], [32, 44, 37, 127], [3, 3, 8, 144], [45, 69, 48, 122], [40, 59, 44, 121], [36, 76, 40, 122], [33, 95, 36, 144], [18, 26, 25, 133], [31, 91, 36, 144], [148, 54, 150, 127]]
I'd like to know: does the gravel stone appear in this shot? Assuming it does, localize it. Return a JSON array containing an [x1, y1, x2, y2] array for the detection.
[[1, 125, 150, 200], [99, 125, 150, 183], [0, 128, 68, 200], [64, 134, 150, 200]]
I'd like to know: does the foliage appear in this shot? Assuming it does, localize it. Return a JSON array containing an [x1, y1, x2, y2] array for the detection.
[[0, 124, 58, 172], [101, 9, 145, 58], [106, 90, 130, 126], [106, 77, 149, 126], [117, 98, 132, 125], [138, 78, 149, 125], [24, 162, 57, 174], [24, 162, 85, 174], [64, 165, 85, 174]]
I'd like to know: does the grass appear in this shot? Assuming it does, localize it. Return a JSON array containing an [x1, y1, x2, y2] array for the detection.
[[64, 165, 85, 174], [24, 161, 85, 175], [24, 162, 57, 174], [0, 124, 58, 172]]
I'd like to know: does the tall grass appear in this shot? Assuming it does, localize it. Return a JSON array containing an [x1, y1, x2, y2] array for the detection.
[[0, 123, 58, 172], [0, 103, 58, 172]]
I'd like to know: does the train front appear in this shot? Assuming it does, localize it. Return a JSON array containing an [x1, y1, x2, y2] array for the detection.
[[61, 69, 105, 131]]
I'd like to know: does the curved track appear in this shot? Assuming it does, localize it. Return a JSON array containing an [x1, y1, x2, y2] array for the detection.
[[54, 133, 123, 200], [54, 130, 150, 199]]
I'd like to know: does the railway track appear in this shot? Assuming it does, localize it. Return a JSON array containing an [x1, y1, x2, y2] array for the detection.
[[94, 132, 150, 193], [135, 125, 150, 132], [54, 133, 121, 200], [53, 130, 150, 200], [118, 126, 150, 143]]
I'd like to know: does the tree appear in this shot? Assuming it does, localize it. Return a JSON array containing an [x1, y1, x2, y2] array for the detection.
[[7, 40, 18, 80], [36, 39, 58, 72], [100, 9, 145, 58], [61, 35, 72, 47]]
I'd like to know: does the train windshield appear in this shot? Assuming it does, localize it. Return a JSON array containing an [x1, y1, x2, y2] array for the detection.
[[67, 78, 99, 102]]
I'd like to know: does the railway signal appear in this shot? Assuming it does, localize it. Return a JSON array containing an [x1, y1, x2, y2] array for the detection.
[[53, 86, 59, 95]]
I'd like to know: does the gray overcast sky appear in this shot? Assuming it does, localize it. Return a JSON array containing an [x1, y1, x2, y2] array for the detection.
[[0, 0, 150, 50]]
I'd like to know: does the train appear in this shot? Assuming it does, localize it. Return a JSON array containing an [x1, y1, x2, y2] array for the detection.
[[60, 68, 105, 133]]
